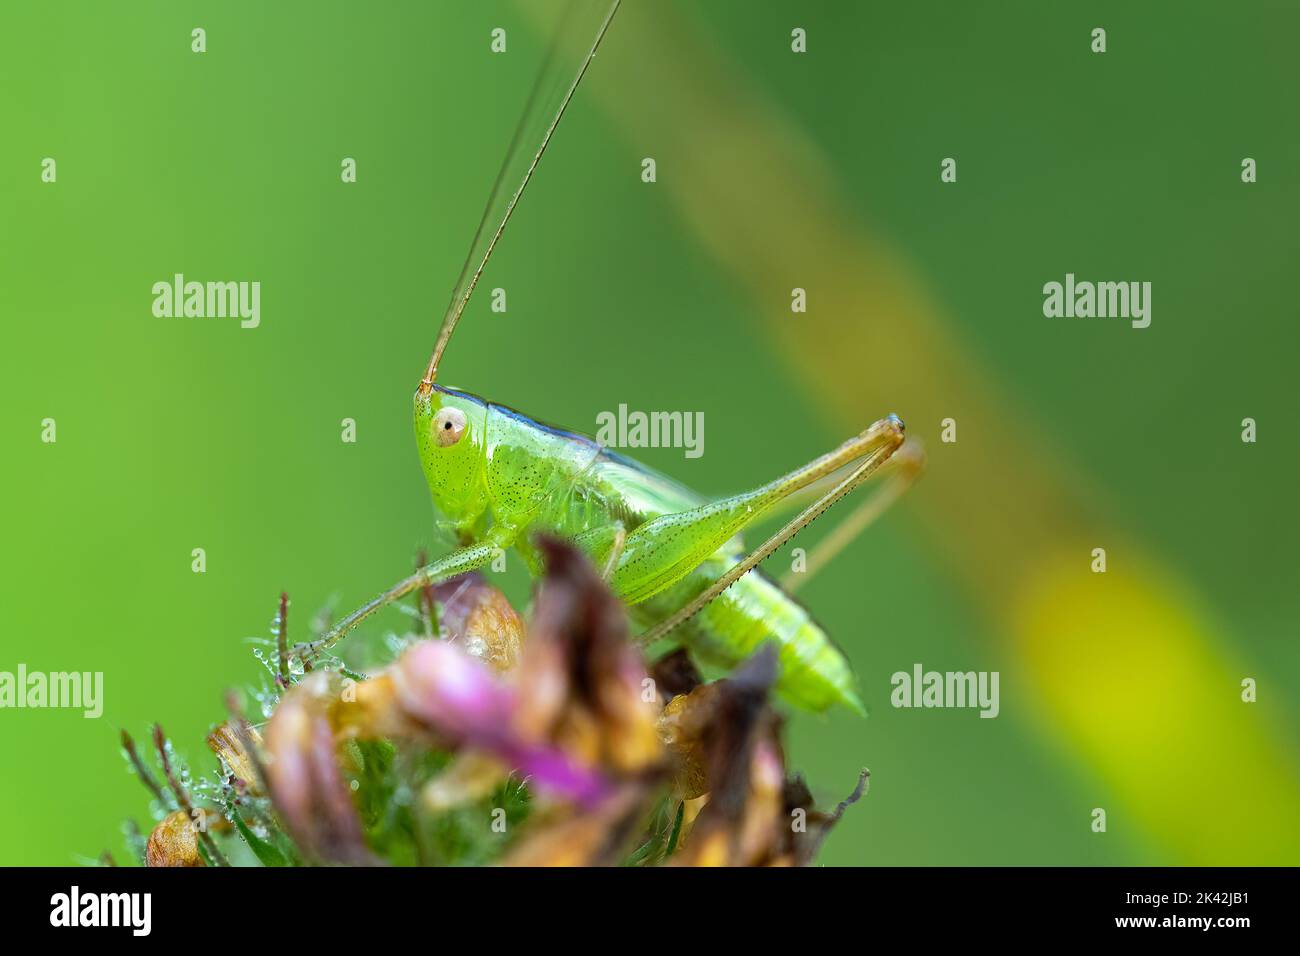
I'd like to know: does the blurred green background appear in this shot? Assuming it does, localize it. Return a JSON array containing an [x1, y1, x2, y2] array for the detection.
[[3, 0, 1297, 865]]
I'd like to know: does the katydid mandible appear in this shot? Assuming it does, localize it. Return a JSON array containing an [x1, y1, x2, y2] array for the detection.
[[304, 0, 920, 715]]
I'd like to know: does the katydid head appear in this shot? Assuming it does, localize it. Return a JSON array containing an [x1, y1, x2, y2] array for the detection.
[[412, 2, 622, 524], [413, 385, 489, 527]]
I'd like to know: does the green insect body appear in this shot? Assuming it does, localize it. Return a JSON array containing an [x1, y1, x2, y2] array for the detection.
[[414, 385, 872, 715], [309, 2, 916, 719]]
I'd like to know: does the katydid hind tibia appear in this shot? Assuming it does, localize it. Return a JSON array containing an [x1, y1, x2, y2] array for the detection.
[[308, 0, 920, 715]]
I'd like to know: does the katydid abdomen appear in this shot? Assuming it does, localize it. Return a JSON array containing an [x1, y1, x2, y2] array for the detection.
[[641, 567, 866, 716]]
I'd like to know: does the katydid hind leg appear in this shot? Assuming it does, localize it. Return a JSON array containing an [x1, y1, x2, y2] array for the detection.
[[607, 416, 906, 611], [635, 419, 910, 645], [779, 439, 925, 594]]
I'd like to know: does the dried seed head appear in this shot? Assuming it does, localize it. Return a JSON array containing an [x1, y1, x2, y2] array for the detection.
[[123, 542, 858, 866], [146, 810, 204, 867]]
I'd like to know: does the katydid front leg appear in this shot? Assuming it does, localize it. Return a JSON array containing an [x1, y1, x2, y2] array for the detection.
[[299, 536, 512, 659]]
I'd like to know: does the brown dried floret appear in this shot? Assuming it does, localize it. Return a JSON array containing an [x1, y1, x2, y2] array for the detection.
[[263, 672, 375, 865], [500, 782, 657, 867], [430, 572, 524, 672], [657, 683, 719, 800], [331, 671, 427, 742], [206, 720, 264, 795], [421, 752, 510, 814], [511, 537, 662, 775], [669, 647, 789, 866]]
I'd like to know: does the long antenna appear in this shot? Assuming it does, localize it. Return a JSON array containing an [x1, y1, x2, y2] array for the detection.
[[421, 0, 623, 391]]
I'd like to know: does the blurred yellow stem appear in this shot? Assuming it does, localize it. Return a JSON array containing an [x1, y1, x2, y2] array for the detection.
[[520, 0, 1300, 862]]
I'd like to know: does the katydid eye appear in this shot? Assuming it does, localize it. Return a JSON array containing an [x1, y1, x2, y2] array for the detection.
[[432, 407, 467, 447]]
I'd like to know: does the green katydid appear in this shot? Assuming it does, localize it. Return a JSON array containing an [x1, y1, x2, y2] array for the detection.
[[303, 0, 921, 715]]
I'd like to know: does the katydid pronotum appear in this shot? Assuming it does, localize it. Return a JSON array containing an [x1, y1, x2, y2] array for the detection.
[[301, 0, 921, 715]]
